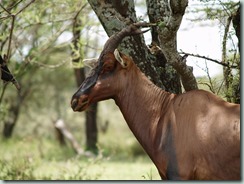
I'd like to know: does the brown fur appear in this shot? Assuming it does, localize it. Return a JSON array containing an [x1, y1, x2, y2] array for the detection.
[[71, 52, 240, 180]]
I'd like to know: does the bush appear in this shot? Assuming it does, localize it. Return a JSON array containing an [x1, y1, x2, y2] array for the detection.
[[0, 158, 36, 180]]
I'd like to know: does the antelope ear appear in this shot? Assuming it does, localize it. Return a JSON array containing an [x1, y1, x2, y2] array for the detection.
[[114, 49, 128, 68], [83, 58, 98, 69]]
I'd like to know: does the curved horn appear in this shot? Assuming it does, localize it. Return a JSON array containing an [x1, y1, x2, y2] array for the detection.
[[97, 22, 156, 64]]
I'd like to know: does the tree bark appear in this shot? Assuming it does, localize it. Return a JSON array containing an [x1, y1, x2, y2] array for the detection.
[[222, 16, 233, 103], [2, 89, 29, 138], [3, 121, 16, 138], [232, 4, 240, 54], [149, 0, 198, 91], [231, 4, 240, 104], [3, 104, 18, 138], [85, 103, 98, 153], [54, 119, 82, 153], [53, 119, 94, 157], [3, 100, 19, 138], [88, 0, 182, 94], [220, 4, 240, 104]]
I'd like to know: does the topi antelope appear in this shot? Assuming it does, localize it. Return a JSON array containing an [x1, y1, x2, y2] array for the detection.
[[71, 23, 240, 180]]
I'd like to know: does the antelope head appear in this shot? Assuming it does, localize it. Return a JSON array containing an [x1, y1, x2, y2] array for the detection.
[[71, 22, 152, 112]]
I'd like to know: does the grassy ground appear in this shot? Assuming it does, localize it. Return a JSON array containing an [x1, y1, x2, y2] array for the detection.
[[33, 157, 160, 180], [0, 137, 160, 180], [0, 100, 162, 180]]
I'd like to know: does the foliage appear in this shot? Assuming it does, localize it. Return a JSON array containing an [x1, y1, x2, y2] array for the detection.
[[142, 168, 154, 180], [0, 158, 36, 180], [0, 0, 93, 137], [184, 0, 240, 102], [0, 154, 103, 180], [0, 135, 160, 180], [189, 0, 239, 20]]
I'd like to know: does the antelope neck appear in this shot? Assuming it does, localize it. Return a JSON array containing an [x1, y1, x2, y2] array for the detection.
[[114, 66, 173, 159]]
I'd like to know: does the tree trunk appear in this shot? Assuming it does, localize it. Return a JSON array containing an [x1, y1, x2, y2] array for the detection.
[[2, 87, 29, 138], [3, 121, 16, 138], [221, 12, 240, 104], [87, 0, 182, 94], [72, 14, 98, 153], [3, 100, 20, 138], [85, 103, 98, 153], [232, 4, 240, 54], [148, 0, 198, 91], [231, 4, 240, 104]]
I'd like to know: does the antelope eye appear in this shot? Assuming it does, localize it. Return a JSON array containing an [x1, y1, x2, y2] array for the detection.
[[101, 60, 116, 74], [100, 69, 112, 77], [102, 66, 114, 73]]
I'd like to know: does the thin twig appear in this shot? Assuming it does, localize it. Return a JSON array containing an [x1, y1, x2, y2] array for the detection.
[[1, 0, 36, 63], [204, 60, 215, 93], [222, 16, 232, 65], [73, 3, 88, 20], [6, 0, 24, 12], [15, 0, 36, 16], [179, 51, 238, 69], [0, 3, 11, 15], [6, 15, 15, 62], [0, 83, 9, 105], [217, 0, 231, 17], [198, 82, 215, 93], [27, 58, 69, 69]]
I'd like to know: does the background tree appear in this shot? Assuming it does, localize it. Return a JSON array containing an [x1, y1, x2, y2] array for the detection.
[[87, 0, 240, 102], [0, 0, 89, 138], [0, 0, 103, 155], [87, 0, 198, 93], [71, 4, 98, 153], [184, 0, 240, 103]]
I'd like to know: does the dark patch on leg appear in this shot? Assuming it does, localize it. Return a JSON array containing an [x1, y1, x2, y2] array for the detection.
[[178, 97, 183, 107], [205, 94, 210, 102]]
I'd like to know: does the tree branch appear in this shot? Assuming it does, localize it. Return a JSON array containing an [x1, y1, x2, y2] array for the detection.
[[53, 119, 94, 157], [27, 58, 69, 69], [0, 3, 12, 15], [179, 51, 238, 69], [0, 0, 36, 62], [88, 0, 166, 89], [6, 15, 15, 61], [198, 82, 215, 93], [155, 0, 198, 91], [15, 0, 36, 17]]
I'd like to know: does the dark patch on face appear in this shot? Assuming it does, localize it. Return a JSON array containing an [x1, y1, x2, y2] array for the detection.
[[99, 58, 116, 79], [72, 53, 117, 101], [165, 122, 180, 180], [79, 53, 117, 95], [78, 62, 103, 95]]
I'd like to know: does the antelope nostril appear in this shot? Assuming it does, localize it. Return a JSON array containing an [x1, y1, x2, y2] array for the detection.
[[71, 98, 78, 109]]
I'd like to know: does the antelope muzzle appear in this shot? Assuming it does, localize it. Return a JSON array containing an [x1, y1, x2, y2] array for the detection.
[[71, 93, 90, 112]]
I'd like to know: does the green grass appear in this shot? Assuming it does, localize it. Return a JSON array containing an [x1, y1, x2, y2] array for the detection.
[[0, 136, 161, 180], [0, 100, 161, 180]]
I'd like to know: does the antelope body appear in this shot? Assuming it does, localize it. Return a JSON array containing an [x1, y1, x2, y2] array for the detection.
[[71, 23, 240, 180]]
